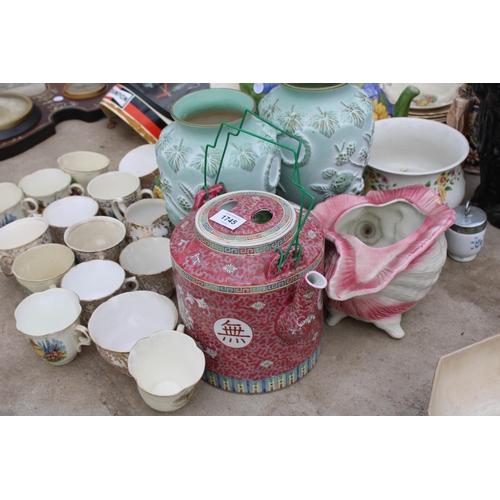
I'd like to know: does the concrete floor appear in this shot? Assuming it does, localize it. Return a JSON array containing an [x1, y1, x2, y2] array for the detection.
[[1, 117, 499, 416]]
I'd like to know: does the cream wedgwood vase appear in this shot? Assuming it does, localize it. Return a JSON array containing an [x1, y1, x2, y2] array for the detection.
[[258, 83, 375, 207]]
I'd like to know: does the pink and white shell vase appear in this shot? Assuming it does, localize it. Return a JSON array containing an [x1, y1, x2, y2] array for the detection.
[[311, 185, 456, 339]]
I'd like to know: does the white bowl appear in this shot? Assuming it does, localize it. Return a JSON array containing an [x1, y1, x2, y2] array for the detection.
[[364, 118, 469, 208], [428, 334, 500, 416]]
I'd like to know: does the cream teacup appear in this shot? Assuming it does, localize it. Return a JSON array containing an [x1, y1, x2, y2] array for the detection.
[[118, 144, 159, 190], [61, 260, 138, 326], [18, 168, 85, 211], [0, 217, 52, 276], [113, 198, 174, 242], [42, 196, 99, 244], [87, 171, 153, 217], [119, 237, 175, 296], [12, 243, 75, 294], [14, 287, 91, 365], [0, 182, 39, 227], [128, 325, 205, 412], [57, 151, 110, 189], [64, 216, 126, 263]]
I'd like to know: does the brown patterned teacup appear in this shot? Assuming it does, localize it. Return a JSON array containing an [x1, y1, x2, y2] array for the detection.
[[64, 216, 126, 263], [119, 237, 175, 297]]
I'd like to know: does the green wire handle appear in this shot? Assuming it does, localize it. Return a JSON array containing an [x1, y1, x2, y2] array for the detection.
[[202, 109, 315, 273]]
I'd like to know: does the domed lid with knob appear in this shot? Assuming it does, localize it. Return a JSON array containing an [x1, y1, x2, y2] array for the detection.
[[451, 201, 487, 233]]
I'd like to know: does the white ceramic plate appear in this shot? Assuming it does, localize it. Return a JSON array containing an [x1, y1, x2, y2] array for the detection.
[[380, 83, 462, 109]]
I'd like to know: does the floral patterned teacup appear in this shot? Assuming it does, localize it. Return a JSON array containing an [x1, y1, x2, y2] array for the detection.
[[64, 216, 127, 263], [87, 171, 153, 218], [61, 260, 138, 326], [119, 237, 175, 297], [0, 182, 39, 228], [118, 144, 159, 190], [18, 168, 85, 212], [0, 216, 52, 276], [113, 198, 173, 242], [14, 288, 91, 365]]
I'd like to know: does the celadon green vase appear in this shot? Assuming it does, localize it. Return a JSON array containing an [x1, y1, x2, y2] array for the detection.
[[258, 83, 375, 207], [155, 88, 281, 226]]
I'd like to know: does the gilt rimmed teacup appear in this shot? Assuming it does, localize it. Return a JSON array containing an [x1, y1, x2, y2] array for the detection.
[[14, 287, 91, 365], [12, 243, 75, 294], [87, 171, 153, 217], [119, 237, 175, 297], [113, 198, 173, 242], [61, 259, 138, 326], [18, 168, 84, 211], [64, 216, 126, 263], [0, 216, 52, 276], [0, 182, 39, 227], [42, 195, 99, 244]]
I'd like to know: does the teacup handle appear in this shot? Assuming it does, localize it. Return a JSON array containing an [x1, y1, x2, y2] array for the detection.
[[121, 276, 139, 292], [73, 325, 92, 352], [22, 198, 39, 215], [0, 255, 13, 276], [112, 197, 127, 220], [70, 183, 85, 196], [139, 188, 154, 199]]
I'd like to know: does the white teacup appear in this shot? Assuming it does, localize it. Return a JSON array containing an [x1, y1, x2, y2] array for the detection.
[[88, 291, 178, 375], [87, 171, 153, 217], [57, 151, 110, 189], [18, 168, 85, 211], [42, 195, 99, 244], [128, 325, 205, 412], [113, 198, 173, 242], [119, 144, 159, 190], [119, 237, 175, 296], [14, 287, 91, 365], [0, 182, 39, 227], [61, 260, 138, 326], [12, 243, 75, 294], [0, 217, 52, 276], [64, 216, 126, 263]]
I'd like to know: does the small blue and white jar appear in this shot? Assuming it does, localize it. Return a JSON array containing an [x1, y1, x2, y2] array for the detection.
[[445, 202, 488, 262]]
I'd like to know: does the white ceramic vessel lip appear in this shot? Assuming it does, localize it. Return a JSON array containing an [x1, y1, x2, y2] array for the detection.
[[369, 118, 469, 176], [61, 260, 125, 300], [128, 329, 205, 398], [119, 144, 158, 177], [87, 171, 140, 199], [12, 243, 75, 283], [119, 237, 172, 275], [0, 217, 49, 250], [18, 168, 72, 197], [58, 151, 110, 173], [0, 183, 23, 211], [14, 288, 82, 336], [87, 291, 178, 353], [427, 333, 500, 416], [42, 196, 99, 228], [64, 216, 126, 252]]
